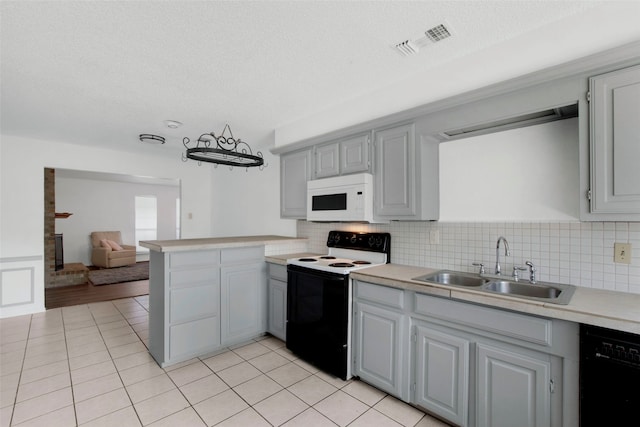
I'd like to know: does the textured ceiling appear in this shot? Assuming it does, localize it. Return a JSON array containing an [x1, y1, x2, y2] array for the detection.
[[2, 1, 640, 157]]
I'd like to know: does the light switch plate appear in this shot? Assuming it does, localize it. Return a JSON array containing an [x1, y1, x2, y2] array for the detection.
[[429, 230, 440, 245], [614, 243, 632, 264]]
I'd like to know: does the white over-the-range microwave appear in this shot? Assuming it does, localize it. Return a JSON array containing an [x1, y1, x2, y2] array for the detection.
[[307, 173, 377, 222]]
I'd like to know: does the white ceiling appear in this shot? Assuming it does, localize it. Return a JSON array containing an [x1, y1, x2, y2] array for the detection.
[[2, 1, 640, 157]]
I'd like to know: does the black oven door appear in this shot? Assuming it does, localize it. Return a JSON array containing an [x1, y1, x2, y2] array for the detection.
[[286, 264, 349, 380]]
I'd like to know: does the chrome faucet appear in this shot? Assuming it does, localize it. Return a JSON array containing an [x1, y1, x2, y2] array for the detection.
[[495, 236, 510, 275]]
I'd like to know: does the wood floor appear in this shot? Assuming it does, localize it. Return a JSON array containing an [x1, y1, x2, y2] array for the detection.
[[45, 280, 149, 309]]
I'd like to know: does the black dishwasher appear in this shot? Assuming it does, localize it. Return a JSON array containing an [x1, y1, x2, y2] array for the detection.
[[580, 324, 640, 426]]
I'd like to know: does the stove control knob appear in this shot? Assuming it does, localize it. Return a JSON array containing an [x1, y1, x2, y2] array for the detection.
[[376, 237, 383, 247], [350, 234, 357, 244], [368, 236, 375, 246]]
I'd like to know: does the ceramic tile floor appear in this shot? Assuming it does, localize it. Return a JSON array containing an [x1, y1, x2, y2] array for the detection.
[[0, 296, 450, 427]]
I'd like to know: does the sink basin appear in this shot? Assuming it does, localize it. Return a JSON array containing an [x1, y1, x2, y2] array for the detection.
[[483, 280, 575, 304], [413, 270, 575, 304], [413, 270, 486, 287], [484, 281, 561, 299]]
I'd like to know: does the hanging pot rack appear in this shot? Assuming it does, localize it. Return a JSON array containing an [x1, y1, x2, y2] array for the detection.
[[182, 124, 266, 170]]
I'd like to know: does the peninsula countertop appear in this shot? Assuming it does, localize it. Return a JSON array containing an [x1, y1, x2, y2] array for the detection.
[[351, 264, 640, 335], [140, 235, 308, 253]]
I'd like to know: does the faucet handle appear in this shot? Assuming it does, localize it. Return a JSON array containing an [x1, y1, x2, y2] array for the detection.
[[525, 261, 537, 284], [472, 262, 485, 275], [512, 266, 527, 281]]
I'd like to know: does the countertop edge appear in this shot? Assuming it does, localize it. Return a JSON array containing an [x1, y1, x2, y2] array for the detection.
[[140, 236, 308, 253], [351, 264, 640, 335]]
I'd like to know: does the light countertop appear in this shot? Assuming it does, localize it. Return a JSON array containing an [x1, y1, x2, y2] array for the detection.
[[351, 264, 640, 335], [140, 235, 307, 253]]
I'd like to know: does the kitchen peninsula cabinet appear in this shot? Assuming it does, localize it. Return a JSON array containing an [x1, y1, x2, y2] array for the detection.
[[281, 148, 312, 218], [147, 245, 266, 367], [220, 247, 266, 345], [589, 64, 640, 218]]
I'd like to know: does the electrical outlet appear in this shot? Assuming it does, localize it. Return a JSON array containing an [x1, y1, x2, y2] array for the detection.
[[429, 230, 440, 245], [614, 243, 632, 264]]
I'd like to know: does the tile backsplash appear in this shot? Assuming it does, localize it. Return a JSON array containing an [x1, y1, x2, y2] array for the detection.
[[297, 221, 640, 295]]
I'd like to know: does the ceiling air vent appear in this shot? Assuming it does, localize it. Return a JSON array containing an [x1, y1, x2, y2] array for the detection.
[[425, 24, 452, 43], [394, 40, 419, 56], [393, 22, 454, 56]]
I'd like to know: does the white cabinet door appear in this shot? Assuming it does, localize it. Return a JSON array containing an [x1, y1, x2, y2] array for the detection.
[[374, 123, 416, 218], [414, 324, 470, 427], [281, 149, 312, 218], [220, 261, 266, 345], [315, 142, 340, 179], [476, 342, 551, 427], [354, 301, 405, 397], [340, 133, 370, 175], [268, 278, 287, 341], [590, 64, 640, 215]]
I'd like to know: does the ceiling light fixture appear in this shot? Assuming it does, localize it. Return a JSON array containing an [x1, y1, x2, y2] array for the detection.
[[139, 134, 166, 144], [164, 120, 182, 129], [182, 124, 266, 170]]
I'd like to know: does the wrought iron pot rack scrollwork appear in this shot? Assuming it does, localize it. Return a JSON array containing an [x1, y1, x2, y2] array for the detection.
[[182, 124, 266, 170]]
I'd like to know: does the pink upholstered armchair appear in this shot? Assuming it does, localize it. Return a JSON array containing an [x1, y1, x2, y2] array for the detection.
[[90, 231, 136, 268]]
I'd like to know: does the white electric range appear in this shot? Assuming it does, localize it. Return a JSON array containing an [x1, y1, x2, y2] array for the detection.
[[285, 230, 391, 380]]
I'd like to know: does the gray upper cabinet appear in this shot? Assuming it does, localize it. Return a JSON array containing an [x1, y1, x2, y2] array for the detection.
[[280, 149, 312, 218], [589, 64, 640, 217], [374, 122, 439, 220], [314, 142, 340, 178], [340, 133, 370, 175], [374, 123, 416, 217], [314, 133, 370, 179]]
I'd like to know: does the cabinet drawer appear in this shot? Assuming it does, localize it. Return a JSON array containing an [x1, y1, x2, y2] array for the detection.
[[221, 246, 264, 264], [170, 267, 219, 288], [170, 285, 219, 324], [170, 250, 220, 268], [414, 293, 552, 347], [356, 281, 405, 310], [169, 316, 219, 360], [269, 263, 287, 281]]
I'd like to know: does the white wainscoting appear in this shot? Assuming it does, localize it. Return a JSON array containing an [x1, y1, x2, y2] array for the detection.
[[0, 256, 44, 318]]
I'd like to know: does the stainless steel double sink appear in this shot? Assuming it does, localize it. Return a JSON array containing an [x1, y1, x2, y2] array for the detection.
[[412, 270, 575, 305]]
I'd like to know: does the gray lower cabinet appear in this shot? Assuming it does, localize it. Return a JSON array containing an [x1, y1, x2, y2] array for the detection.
[[220, 259, 266, 346], [352, 281, 409, 400], [414, 323, 470, 426], [352, 280, 579, 427], [267, 263, 287, 341], [149, 246, 266, 367], [476, 342, 551, 427]]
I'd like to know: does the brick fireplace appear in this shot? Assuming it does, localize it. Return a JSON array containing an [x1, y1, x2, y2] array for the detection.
[[44, 168, 88, 288]]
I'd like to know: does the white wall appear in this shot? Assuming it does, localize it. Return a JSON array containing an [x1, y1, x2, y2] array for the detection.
[[210, 143, 297, 238], [0, 135, 213, 317], [55, 175, 180, 266], [439, 118, 579, 221]]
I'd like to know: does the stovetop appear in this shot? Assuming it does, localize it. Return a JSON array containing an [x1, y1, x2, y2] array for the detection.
[[287, 231, 391, 275]]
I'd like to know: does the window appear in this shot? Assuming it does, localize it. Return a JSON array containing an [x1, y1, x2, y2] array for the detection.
[[135, 196, 157, 252]]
